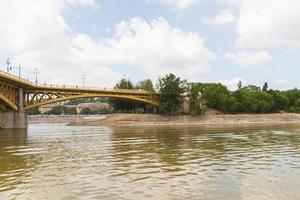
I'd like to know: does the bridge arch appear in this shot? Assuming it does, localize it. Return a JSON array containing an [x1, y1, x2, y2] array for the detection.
[[0, 94, 18, 110], [25, 93, 158, 110]]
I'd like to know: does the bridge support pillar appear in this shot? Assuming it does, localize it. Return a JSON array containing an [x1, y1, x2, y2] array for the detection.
[[0, 111, 27, 129], [0, 88, 28, 129]]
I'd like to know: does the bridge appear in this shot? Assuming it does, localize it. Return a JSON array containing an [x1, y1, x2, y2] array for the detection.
[[0, 70, 158, 129]]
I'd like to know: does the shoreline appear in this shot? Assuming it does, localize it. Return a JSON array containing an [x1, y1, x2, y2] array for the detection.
[[57, 113, 300, 127]]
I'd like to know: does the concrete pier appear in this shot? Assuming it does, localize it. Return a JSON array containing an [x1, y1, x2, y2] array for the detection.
[[0, 88, 28, 129], [0, 111, 28, 129]]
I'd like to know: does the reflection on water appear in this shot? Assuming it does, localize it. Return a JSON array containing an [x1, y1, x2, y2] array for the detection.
[[0, 124, 300, 200]]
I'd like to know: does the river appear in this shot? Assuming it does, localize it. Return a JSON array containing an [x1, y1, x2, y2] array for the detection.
[[0, 123, 300, 200]]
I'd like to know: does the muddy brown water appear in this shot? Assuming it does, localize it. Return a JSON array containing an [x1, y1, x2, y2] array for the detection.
[[0, 123, 300, 199]]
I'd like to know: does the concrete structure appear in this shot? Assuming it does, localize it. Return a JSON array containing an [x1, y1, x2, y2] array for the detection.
[[0, 88, 27, 129], [0, 70, 158, 129]]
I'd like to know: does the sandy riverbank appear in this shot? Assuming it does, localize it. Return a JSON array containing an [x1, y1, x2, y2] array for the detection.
[[29, 115, 105, 124], [67, 113, 300, 127]]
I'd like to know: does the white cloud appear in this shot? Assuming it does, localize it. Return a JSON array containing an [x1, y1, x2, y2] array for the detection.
[[276, 79, 289, 85], [107, 17, 216, 80], [219, 77, 246, 90], [65, 0, 96, 6], [0, 1, 216, 86], [232, 0, 300, 48], [0, 0, 119, 87], [202, 9, 235, 25], [148, 0, 205, 10], [225, 51, 272, 67]]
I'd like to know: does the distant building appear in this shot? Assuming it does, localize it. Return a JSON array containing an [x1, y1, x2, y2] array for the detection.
[[39, 102, 110, 114], [76, 102, 110, 113]]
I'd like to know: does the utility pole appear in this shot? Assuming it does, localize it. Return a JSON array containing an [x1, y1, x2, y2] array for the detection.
[[6, 58, 10, 73], [34, 68, 39, 85], [81, 74, 86, 88], [18, 64, 21, 78]]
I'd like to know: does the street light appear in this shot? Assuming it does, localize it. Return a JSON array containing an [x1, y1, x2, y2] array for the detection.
[[81, 74, 86, 88], [10, 64, 21, 78], [34, 68, 40, 85], [6, 58, 10, 73]]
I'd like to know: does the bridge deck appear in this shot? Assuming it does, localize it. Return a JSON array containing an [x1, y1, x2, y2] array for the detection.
[[0, 70, 151, 95], [0, 70, 159, 111]]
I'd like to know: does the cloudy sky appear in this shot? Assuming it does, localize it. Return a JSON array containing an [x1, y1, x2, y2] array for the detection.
[[0, 0, 299, 90]]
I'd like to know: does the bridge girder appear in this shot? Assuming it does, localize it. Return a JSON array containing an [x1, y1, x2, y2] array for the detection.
[[0, 70, 159, 111], [0, 80, 18, 110], [24, 90, 158, 110]]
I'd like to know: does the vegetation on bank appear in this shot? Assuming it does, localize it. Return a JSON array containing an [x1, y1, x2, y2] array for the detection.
[[28, 73, 300, 116], [109, 74, 300, 115]]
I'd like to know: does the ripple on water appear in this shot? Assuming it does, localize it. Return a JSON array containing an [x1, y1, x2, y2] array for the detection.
[[1, 124, 300, 199]]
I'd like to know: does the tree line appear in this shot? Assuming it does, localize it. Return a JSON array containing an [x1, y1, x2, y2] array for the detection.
[[28, 73, 300, 115], [110, 73, 300, 115]]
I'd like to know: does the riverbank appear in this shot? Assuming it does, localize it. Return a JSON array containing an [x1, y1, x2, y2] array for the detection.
[[66, 113, 300, 127], [29, 115, 105, 124]]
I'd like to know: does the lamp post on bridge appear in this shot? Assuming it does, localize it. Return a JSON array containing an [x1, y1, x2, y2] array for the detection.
[[10, 64, 21, 78], [34, 68, 39, 85], [81, 74, 86, 88], [5, 58, 21, 77], [6, 58, 10, 73]]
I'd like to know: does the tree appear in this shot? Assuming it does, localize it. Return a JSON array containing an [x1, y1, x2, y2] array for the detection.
[[109, 78, 139, 112], [158, 73, 186, 115], [47, 106, 77, 115], [79, 108, 94, 115], [237, 80, 243, 90], [237, 87, 273, 113], [136, 79, 156, 113], [189, 83, 206, 115], [27, 108, 41, 115], [201, 83, 240, 113], [262, 82, 268, 92]]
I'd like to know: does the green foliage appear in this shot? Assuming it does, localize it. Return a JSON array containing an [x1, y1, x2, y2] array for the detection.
[[236, 88, 273, 113], [66, 98, 106, 105], [109, 78, 140, 112], [268, 90, 289, 111], [188, 83, 206, 115], [79, 108, 93, 115], [80, 108, 113, 115], [287, 106, 300, 113], [136, 79, 155, 93], [262, 82, 268, 92], [27, 108, 41, 115], [136, 79, 156, 113], [201, 83, 239, 113], [158, 73, 186, 115], [46, 106, 77, 115]]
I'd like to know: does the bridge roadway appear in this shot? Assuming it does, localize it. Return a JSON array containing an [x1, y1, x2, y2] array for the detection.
[[0, 70, 158, 129]]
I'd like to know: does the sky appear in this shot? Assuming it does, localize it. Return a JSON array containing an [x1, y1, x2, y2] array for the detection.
[[0, 0, 299, 90]]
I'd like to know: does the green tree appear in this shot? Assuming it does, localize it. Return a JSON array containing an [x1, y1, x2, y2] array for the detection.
[[268, 90, 289, 111], [79, 108, 95, 115], [201, 83, 240, 113], [189, 83, 206, 115], [136, 79, 156, 113], [262, 82, 268, 92], [109, 78, 139, 112], [47, 106, 77, 115], [237, 80, 243, 90], [237, 87, 273, 113], [27, 108, 41, 115], [158, 73, 186, 115]]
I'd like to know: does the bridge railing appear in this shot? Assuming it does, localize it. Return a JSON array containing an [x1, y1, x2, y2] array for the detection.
[[35, 83, 148, 93], [0, 70, 33, 85], [0, 70, 150, 94]]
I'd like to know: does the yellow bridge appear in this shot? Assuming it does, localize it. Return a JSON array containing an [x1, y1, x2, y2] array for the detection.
[[0, 70, 158, 129]]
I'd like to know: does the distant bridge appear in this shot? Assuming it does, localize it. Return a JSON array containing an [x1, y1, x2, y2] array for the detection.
[[0, 70, 158, 129]]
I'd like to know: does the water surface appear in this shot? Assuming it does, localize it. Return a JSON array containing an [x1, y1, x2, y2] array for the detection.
[[0, 123, 300, 200]]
